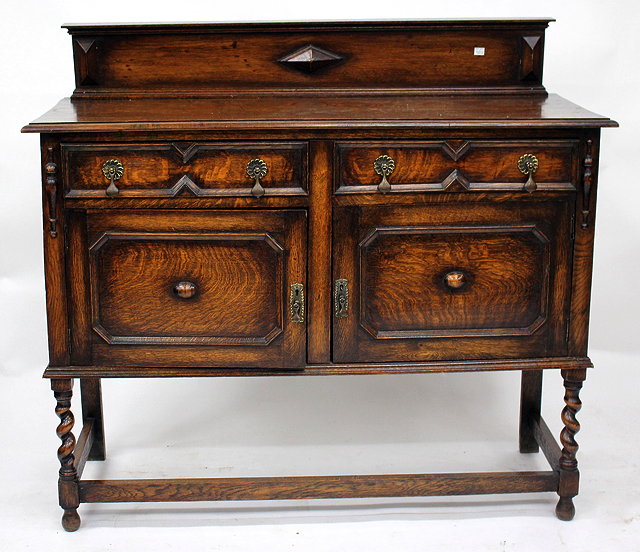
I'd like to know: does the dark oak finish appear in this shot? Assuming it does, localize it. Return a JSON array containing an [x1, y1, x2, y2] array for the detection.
[[556, 368, 586, 521], [519, 370, 543, 453], [79, 379, 105, 460], [24, 20, 615, 530], [78, 471, 559, 503], [43, 356, 593, 378], [63, 20, 553, 96], [333, 200, 573, 363], [52, 379, 81, 531], [23, 94, 616, 134], [80, 210, 307, 368], [63, 142, 307, 198], [336, 140, 578, 193]]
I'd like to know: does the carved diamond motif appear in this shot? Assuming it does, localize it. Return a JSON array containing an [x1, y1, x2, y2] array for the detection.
[[442, 140, 471, 161], [171, 175, 200, 197], [171, 142, 200, 164], [520, 35, 543, 82], [278, 44, 343, 74], [442, 169, 470, 191]]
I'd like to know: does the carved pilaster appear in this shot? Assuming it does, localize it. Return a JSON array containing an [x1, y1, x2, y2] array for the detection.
[[581, 139, 594, 229], [556, 369, 586, 521], [52, 379, 80, 531], [44, 146, 58, 238]]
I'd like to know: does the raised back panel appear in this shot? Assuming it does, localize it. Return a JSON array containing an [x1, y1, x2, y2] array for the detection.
[[64, 20, 551, 97]]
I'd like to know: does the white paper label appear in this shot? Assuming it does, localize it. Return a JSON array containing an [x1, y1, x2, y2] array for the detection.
[[474, 47, 485, 56]]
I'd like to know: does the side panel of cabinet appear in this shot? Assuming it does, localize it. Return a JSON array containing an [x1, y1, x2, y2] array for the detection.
[[67, 209, 306, 369], [333, 199, 573, 363]]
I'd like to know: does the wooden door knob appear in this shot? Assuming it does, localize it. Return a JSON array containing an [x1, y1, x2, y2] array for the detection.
[[173, 281, 197, 299], [444, 271, 466, 289]]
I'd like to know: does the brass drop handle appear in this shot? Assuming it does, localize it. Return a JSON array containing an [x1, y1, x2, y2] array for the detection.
[[374, 155, 395, 193], [173, 281, 197, 299], [444, 271, 466, 289], [246, 159, 268, 198], [290, 283, 304, 323], [102, 159, 124, 197], [518, 154, 539, 193]]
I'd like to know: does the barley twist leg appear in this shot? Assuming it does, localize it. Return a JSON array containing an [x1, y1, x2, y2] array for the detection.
[[555, 369, 586, 521], [52, 379, 81, 531]]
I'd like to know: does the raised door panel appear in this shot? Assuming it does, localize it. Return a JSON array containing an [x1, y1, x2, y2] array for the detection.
[[91, 232, 284, 345], [69, 210, 306, 369], [333, 200, 573, 363]]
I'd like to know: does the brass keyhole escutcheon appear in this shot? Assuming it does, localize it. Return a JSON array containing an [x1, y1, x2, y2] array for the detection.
[[374, 155, 395, 193], [517, 154, 539, 193], [290, 283, 304, 323], [246, 158, 268, 198], [102, 159, 124, 197], [334, 279, 349, 318], [173, 281, 197, 299]]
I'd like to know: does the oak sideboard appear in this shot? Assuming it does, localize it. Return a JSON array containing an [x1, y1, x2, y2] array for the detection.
[[23, 19, 617, 530]]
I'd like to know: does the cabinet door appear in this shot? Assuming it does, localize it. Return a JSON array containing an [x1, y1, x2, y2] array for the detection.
[[333, 200, 574, 363], [68, 210, 306, 369]]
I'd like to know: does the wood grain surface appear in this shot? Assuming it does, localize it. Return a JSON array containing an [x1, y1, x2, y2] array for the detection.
[[61, 20, 553, 94], [64, 142, 307, 197], [23, 94, 617, 133], [78, 471, 559, 503], [336, 140, 578, 192], [333, 199, 573, 363], [26, 19, 617, 527], [66, 210, 307, 368]]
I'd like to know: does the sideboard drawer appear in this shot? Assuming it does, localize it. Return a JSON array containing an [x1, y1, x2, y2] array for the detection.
[[333, 199, 574, 363], [62, 142, 308, 199], [335, 140, 579, 194], [67, 209, 306, 369]]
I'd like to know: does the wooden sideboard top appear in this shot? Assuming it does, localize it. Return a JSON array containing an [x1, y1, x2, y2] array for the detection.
[[23, 19, 616, 132], [23, 94, 616, 133], [62, 19, 556, 30]]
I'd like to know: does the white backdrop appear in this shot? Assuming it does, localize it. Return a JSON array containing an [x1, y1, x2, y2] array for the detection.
[[1, 1, 638, 551]]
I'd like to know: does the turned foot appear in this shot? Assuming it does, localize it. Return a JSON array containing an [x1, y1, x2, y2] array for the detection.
[[62, 508, 81, 531], [555, 497, 575, 521]]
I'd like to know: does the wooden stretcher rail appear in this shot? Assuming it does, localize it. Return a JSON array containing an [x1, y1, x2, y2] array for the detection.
[[73, 419, 94, 479], [78, 471, 559, 503], [534, 416, 562, 471]]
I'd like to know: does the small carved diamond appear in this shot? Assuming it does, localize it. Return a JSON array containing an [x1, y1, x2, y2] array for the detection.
[[279, 44, 343, 74]]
